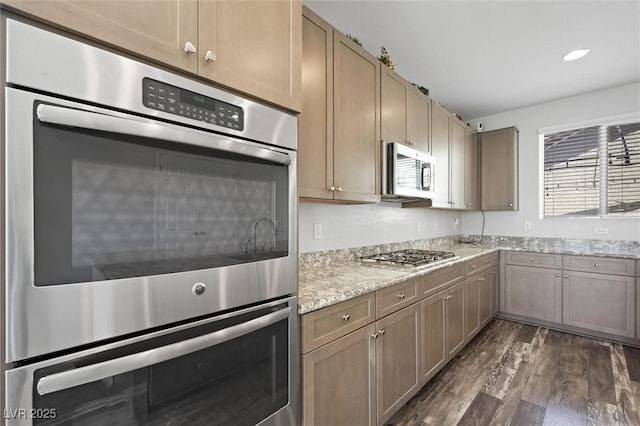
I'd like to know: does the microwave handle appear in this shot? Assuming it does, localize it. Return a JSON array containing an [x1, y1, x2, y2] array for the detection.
[[36, 103, 291, 165], [36, 306, 291, 396]]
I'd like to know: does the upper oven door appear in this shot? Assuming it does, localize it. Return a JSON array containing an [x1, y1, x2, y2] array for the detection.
[[5, 88, 297, 363]]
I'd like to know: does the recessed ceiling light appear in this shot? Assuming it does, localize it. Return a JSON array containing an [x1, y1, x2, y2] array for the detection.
[[563, 49, 590, 61]]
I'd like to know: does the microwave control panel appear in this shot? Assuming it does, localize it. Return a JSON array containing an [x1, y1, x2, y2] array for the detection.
[[142, 78, 244, 131]]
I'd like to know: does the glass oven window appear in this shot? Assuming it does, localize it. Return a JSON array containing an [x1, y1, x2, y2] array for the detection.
[[32, 305, 290, 425], [33, 102, 290, 286]]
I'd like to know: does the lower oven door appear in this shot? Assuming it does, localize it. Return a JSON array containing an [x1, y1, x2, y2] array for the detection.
[[5, 298, 298, 426]]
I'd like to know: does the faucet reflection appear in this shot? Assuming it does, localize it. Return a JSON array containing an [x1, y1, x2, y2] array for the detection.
[[252, 217, 276, 252]]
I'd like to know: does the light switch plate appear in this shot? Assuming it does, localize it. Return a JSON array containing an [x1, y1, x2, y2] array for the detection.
[[313, 223, 322, 239]]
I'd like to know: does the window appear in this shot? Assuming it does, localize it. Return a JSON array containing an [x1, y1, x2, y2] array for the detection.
[[543, 120, 640, 217]]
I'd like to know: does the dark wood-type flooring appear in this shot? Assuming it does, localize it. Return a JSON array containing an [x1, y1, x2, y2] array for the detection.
[[387, 319, 640, 426]]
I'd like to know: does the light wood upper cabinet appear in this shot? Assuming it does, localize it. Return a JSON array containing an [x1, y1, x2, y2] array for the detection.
[[430, 102, 466, 209], [333, 32, 380, 202], [5, 0, 301, 111], [198, 0, 301, 111], [380, 67, 431, 154], [464, 130, 478, 210], [299, 8, 380, 203], [480, 126, 519, 210], [2, 0, 199, 72]]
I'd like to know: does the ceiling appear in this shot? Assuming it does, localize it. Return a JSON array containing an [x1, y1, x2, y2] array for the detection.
[[304, 0, 640, 120]]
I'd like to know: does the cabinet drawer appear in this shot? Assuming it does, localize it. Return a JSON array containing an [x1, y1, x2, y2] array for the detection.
[[420, 264, 465, 298], [302, 293, 376, 353], [564, 255, 635, 277], [505, 251, 562, 268], [465, 252, 499, 276], [377, 278, 420, 318]]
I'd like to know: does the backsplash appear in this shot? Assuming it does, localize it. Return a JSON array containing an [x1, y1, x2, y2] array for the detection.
[[299, 234, 640, 267]]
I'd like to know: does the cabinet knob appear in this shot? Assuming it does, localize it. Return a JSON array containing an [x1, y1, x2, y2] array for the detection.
[[530, 258, 534, 261], [471, 265, 477, 269], [184, 41, 197, 54], [371, 332, 379, 339], [407, 140, 415, 146], [565, 275, 569, 279], [479, 277, 486, 281], [594, 263, 599, 267], [509, 203, 513, 207], [484, 260, 489, 264], [379, 329, 385, 336], [342, 314, 350, 321], [337, 187, 343, 192], [329, 186, 336, 192], [204, 50, 217, 62], [556, 273, 560, 278], [398, 293, 405, 299]]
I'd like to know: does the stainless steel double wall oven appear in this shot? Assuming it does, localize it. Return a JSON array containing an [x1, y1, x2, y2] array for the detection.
[[4, 18, 298, 425]]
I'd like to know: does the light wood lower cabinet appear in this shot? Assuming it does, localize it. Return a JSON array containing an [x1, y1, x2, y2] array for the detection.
[[376, 304, 420, 425], [489, 266, 499, 318], [302, 324, 376, 426], [464, 276, 480, 340], [479, 269, 493, 327], [445, 281, 465, 358], [505, 265, 562, 322], [562, 271, 636, 338], [420, 291, 446, 384]]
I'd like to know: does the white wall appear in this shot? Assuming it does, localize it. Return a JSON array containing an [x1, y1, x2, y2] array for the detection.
[[463, 82, 640, 242], [299, 202, 461, 253]]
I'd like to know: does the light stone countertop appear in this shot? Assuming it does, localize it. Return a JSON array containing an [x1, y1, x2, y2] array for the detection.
[[298, 242, 640, 315]]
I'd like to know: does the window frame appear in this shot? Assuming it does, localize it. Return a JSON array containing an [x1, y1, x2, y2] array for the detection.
[[538, 113, 640, 220]]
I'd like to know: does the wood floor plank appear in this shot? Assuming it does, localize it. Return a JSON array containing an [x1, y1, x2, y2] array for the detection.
[[531, 344, 562, 379], [588, 344, 617, 405], [522, 374, 554, 408], [558, 335, 589, 378], [611, 344, 640, 425], [542, 372, 588, 426], [481, 341, 527, 400], [510, 400, 546, 426], [586, 399, 620, 426], [544, 329, 574, 347], [623, 346, 640, 383], [514, 324, 538, 344], [457, 392, 501, 426]]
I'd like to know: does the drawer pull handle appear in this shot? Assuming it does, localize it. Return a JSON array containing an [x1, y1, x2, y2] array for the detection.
[[342, 314, 350, 321], [398, 293, 406, 299], [594, 263, 599, 267]]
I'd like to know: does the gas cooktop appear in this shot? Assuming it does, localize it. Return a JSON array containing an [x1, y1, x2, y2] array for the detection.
[[360, 249, 458, 268]]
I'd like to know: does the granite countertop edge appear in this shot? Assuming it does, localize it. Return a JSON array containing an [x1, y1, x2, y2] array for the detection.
[[298, 245, 639, 315]]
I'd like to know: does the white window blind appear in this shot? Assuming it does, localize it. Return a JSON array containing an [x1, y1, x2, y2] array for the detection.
[[543, 121, 640, 217]]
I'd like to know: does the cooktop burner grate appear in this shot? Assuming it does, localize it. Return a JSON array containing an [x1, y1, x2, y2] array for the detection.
[[360, 249, 457, 268]]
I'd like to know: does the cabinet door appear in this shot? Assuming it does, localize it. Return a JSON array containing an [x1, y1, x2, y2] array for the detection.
[[4, 0, 198, 73], [464, 130, 478, 210], [332, 32, 380, 203], [489, 266, 499, 318], [407, 87, 431, 154], [449, 119, 466, 209], [445, 281, 465, 358], [563, 272, 635, 338], [381, 67, 408, 145], [481, 127, 519, 210], [299, 8, 333, 200], [430, 103, 451, 208], [421, 291, 446, 384], [479, 270, 492, 326], [198, 0, 302, 112], [505, 265, 561, 322], [376, 304, 420, 425], [303, 324, 376, 426], [464, 276, 480, 341]]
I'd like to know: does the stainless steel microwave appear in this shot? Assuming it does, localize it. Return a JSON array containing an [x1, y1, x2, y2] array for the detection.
[[382, 142, 436, 200]]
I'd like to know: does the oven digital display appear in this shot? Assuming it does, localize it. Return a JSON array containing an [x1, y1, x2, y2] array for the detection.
[[142, 77, 244, 131]]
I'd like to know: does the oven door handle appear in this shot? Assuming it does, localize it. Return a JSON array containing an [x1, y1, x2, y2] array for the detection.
[[36, 103, 292, 165], [36, 306, 291, 396]]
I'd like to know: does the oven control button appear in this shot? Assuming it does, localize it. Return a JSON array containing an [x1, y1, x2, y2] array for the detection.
[[192, 282, 206, 296]]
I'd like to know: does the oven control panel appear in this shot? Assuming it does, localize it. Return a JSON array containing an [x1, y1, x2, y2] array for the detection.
[[142, 78, 244, 131]]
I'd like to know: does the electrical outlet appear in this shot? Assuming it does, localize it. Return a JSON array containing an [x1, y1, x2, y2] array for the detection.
[[524, 221, 532, 231], [453, 218, 459, 228], [313, 223, 322, 239], [594, 227, 609, 235]]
